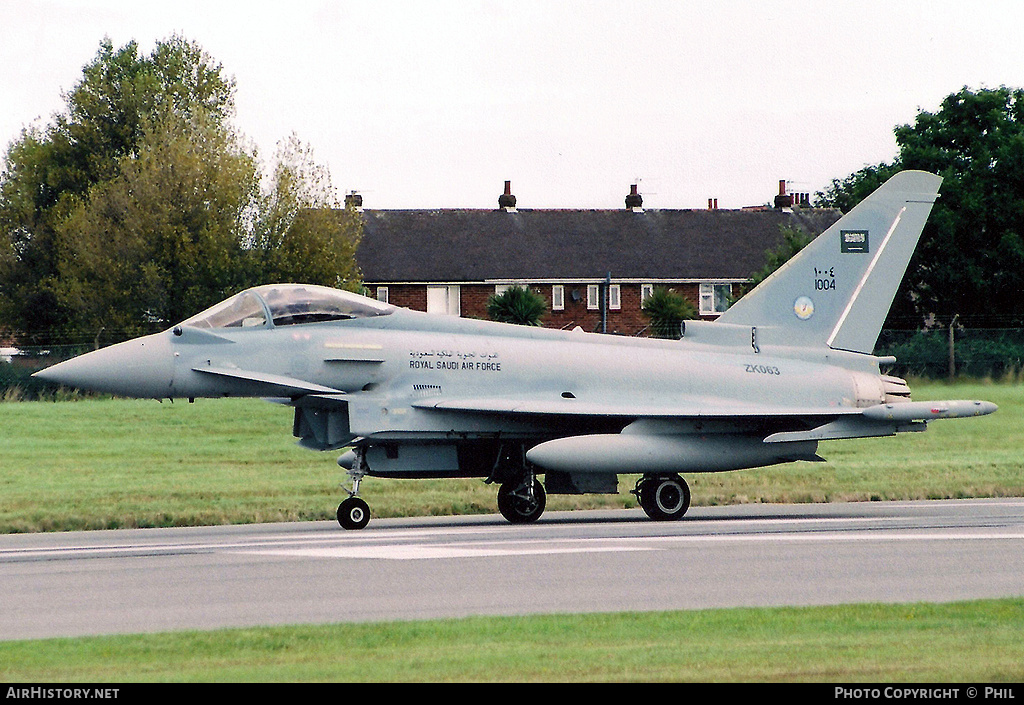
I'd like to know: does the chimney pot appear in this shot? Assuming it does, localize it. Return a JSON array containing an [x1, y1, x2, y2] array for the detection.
[[625, 184, 643, 210], [498, 180, 517, 210], [774, 179, 793, 209]]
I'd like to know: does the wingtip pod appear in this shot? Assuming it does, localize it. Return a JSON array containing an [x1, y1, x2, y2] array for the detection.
[[719, 170, 943, 355], [862, 399, 998, 422]]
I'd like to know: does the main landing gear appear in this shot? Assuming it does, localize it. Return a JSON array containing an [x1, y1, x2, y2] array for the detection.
[[496, 473, 547, 524], [632, 474, 691, 521], [333, 448, 690, 530]]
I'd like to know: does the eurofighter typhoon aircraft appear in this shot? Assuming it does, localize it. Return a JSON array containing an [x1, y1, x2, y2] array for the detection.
[[35, 171, 996, 529]]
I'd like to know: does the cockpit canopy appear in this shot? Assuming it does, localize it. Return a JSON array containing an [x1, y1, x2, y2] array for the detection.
[[182, 284, 394, 330]]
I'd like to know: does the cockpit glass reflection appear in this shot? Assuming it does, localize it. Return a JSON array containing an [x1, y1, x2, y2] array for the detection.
[[182, 291, 267, 329], [181, 284, 394, 330], [258, 286, 392, 326]]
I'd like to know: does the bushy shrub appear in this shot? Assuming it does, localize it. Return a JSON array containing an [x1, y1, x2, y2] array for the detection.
[[487, 286, 547, 326], [876, 329, 1024, 379], [642, 287, 696, 339]]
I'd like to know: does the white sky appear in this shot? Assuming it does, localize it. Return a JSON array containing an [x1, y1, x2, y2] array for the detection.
[[2, 0, 1023, 210]]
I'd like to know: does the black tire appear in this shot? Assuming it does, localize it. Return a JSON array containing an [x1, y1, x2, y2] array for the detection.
[[638, 475, 690, 521], [497, 478, 547, 524], [337, 497, 371, 530]]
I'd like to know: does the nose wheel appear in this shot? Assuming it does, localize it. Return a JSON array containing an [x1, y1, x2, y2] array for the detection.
[[337, 496, 370, 530]]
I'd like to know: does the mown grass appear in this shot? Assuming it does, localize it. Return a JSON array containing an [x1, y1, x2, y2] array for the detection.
[[1, 600, 1022, 682], [0, 380, 1019, 533]]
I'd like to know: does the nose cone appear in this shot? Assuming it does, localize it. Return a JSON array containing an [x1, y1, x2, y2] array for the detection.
[[33, 333, 175, 399]]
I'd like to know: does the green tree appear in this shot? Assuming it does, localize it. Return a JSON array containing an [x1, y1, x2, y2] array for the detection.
[[487, 286, 547, 326], [0, 35, 237, 342], [816, 163, 901, 214], [250, 134, 362, 291], [817, 86, 1024, 329], [51, 111, 259, 339], [641, 287, 695, 339], [0, 36, 361, 344]]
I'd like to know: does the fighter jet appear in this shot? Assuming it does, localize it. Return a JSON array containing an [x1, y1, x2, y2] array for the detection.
[[35, 170, 996, 529]]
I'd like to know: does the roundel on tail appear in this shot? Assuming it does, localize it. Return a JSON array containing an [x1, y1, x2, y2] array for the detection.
[[794, 296, 814, 320]]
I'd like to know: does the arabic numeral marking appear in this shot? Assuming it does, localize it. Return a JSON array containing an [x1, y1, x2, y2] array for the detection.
[[813, 267, 836, 291], [745, 364, 781, 375]]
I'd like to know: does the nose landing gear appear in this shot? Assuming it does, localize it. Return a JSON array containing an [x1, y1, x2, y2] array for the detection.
[[337, 448, 370, 530]]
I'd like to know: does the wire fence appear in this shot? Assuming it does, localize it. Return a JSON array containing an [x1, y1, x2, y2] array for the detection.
[[0, 343, 95, 400], [876, 328, 1024, 380]]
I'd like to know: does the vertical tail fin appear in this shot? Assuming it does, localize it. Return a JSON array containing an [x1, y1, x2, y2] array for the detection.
[[717, 170, 942, 354]]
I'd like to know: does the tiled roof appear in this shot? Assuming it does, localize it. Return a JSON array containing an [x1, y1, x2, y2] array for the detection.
[[357, 207, 841, 283]]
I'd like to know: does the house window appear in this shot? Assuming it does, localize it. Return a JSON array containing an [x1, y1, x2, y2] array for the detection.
[[552, 285, 564, 311], [376, 286, 389, 304], [609, 284, 621, 310], [494, 284, 511, 296], [699, 283, 732, 315], [641, 283, 654, 304], [426, 285, 461, 316], [586, 284, 600, 310]]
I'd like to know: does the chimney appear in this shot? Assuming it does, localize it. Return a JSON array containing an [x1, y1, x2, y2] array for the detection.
[[625, 184, 643, 211], [707, 198, 718, 210], [498, 180, 517, 211], [345, 191, 363, 211], [774, 179, 793, 209]]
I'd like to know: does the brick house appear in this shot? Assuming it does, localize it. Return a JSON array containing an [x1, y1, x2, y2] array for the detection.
[[355, 182, 840, 335]]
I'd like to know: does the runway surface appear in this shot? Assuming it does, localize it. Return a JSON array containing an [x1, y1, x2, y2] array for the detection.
[[2, 498, 1023, 640]]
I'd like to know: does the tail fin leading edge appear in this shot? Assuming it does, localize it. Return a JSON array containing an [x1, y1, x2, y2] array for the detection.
[[717, 170, 942, 354]]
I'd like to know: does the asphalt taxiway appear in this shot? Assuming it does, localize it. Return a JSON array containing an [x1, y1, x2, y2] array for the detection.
[[2, 498, 1023, 640]]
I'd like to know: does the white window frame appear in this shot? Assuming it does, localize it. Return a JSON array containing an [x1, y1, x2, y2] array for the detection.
[[641, 283, 654, 304], [608, 284, 621, 310], [699, 283, 732, 316], [376, 286, 389, 304], [586, 284, 600, 310], [426, 285, 461, 316], [551, 285, 564, 311]]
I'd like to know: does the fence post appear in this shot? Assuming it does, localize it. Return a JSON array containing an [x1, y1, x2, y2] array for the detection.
[[948, 314, 959, 379]]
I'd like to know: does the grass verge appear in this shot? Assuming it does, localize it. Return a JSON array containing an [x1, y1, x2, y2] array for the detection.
[[1, 599, 1022, 682]]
